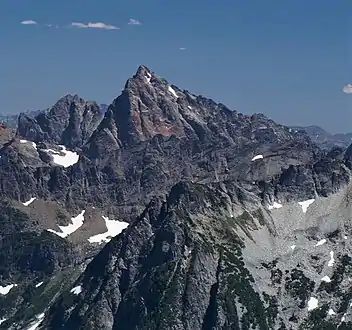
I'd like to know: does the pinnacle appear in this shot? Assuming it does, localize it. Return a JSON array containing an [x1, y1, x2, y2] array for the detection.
[[135, 65, 152, 78]]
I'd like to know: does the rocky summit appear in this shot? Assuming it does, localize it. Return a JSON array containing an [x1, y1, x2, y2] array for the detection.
[[0, 66, 351, 329]]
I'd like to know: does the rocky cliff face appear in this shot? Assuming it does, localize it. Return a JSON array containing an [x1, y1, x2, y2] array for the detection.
[[0, 66, 352, 329], [41, 182, 272, 330], [0, 66, 326, 222], [35, 181, 352, 330], [17, 95, 103, 149]]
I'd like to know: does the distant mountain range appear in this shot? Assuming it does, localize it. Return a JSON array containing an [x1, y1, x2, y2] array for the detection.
[[290, 125, 352, 149]]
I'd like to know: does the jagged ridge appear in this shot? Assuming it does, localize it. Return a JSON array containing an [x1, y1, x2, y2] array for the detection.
[[0, 65, 352, 329]]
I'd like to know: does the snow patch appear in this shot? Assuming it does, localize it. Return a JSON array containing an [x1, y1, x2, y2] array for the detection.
[[20, 139, 37, 149], [0, 318, 6, 325], [321, 276, 331, 283], [168, 86, 178, 98], [268, 202, 283, 210], [341, 314, 346, 323], [23, 197, 36, 206], [328, 251, 335, 267], [35, 281, 43, 288], [315, 239, 327, 247], [298, 199, 315, 213], [88, 216, 129, 244], [27, 313, 45, 330], [70, 285, 82, 295], [0, 284, 17, 295], [44, 145, 79, 167], [145, 71, 151, 83], [251, 154, 263, 161], [47, 210, 85, 238], [187, 105, 192, 110], [328, 308, 336, 315], [290, 245, 296, 251], [307, 297, 319, 311], [344, 235, 348, 239]]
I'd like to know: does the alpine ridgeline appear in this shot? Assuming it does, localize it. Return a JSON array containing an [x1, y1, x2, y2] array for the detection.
[[0, 65, 352, 330]]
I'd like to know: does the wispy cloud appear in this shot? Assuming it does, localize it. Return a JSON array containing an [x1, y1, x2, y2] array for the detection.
[[21, 19, 122, 31], [128, 18, 142, 25], [343, 84, 352, 94], [71, 22, 119, 30], [21, 20, 38, 25], [179, 47, 186, 51]]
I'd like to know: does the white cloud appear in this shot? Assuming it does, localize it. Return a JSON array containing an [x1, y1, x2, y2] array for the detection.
[[71, 22, 88, 28], [343, 84, 352, 94], [71, 22, 119, 30], [128, 18, 142, 25], [21, 20, 38, 25], [179, 47, 186, 50]]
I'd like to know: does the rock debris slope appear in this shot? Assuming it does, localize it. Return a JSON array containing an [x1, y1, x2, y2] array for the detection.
[[0, 66, 351, 329]]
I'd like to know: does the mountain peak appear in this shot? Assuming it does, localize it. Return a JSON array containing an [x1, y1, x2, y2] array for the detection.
[[58, 93, 77, 101], [135, 65, 152, 78], [123, 65, 156, 90], [55, 94, 97, 108], [17, 94, 103, 149], [89, 66, 300, 150]]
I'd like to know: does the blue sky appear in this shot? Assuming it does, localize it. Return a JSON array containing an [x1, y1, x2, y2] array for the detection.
[[0, 0, 351, 132]]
